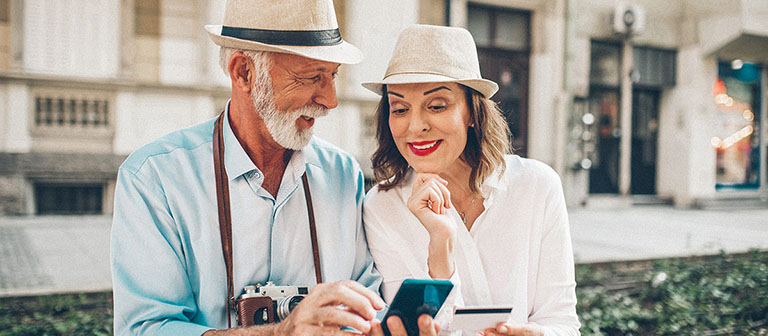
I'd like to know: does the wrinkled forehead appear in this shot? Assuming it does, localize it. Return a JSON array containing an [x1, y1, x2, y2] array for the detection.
[[271, 52, 341, 73]]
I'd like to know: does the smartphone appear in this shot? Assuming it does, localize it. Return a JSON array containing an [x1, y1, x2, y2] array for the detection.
[[382, 279, 454, 336]]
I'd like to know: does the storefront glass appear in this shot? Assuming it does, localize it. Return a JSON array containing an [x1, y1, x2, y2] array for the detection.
[[713, 62, 762, 189]]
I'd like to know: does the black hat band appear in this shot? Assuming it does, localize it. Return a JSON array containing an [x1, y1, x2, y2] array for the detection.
[[221, 26, 342, 46]]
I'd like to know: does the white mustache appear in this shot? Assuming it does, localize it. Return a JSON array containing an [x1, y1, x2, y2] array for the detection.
[[296, 105, 329, 119]]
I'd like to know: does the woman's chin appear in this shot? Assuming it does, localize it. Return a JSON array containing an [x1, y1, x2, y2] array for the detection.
[[408, 163, 443, 174]]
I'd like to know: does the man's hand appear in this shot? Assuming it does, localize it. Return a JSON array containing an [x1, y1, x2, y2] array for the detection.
[[275, 280, 386, 335], [204, 280, 385, 335], [479, 322, 544, 336], [368, 314, 440, 336]]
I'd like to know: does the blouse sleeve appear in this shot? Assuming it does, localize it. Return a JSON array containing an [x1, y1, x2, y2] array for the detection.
[[529, 171, 581, 336], [363, 187, 464, 335], [363, 191, 424, 303]]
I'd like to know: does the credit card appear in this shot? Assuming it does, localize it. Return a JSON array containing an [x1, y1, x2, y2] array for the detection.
[[449, 306, 513, 333]]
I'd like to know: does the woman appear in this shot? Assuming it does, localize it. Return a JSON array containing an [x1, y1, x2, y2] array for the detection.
[[362, 25, 580, 336]]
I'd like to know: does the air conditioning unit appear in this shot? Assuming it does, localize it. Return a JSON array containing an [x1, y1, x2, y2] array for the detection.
[[612, 4, 645, 35]]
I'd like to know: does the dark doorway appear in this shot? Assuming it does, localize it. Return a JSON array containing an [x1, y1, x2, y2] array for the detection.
[[588, 88, 621, 194], [631, 90, 660, 194]]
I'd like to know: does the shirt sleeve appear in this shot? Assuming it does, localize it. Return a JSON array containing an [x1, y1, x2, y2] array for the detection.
[[350, 168, 383, 293], [111, 167, 212, 336], [529, 172, 581, 336]]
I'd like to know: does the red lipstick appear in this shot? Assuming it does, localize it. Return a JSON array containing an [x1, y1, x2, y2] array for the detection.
[[408, 140, 442, 156]]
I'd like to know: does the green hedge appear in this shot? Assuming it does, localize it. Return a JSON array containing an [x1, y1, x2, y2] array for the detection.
[[577, 250, 768, 335], [0, 251, 766, 335], [0, 292, 112, 336]]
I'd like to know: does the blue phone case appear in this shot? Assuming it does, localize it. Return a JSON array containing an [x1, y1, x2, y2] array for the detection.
[[382, 279, 454, 336]]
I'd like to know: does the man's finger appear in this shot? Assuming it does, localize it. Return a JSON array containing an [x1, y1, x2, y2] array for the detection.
[[310, 305, 372, 333], [340, 280, 387, 310], [367, 320, 386, 336], [315, 281, 386, 313]]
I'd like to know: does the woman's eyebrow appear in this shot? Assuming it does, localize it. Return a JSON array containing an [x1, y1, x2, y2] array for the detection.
[[423, 86, 451, 95], [387, 91, 404, 98]]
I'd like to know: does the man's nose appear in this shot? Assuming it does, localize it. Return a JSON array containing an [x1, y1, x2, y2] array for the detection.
[[312, 77, 338, 109]]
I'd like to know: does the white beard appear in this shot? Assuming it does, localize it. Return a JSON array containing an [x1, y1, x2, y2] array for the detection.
[[251, 81, 328, 150]]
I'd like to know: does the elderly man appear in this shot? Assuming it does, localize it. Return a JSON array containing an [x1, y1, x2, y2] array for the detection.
[[111, 1, 396, 335]]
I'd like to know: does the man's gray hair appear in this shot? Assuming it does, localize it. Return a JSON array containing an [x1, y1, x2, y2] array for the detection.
[[218, 47, 272, 77]]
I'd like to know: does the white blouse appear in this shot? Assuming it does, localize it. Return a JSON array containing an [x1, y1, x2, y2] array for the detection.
[[363, 155, 580, 336]]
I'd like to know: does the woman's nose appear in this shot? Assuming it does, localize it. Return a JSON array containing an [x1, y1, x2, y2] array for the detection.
[[408, 108, 430, 133]]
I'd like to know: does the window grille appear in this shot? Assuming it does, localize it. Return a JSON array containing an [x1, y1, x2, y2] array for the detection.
[[34, 183, 103, 215]]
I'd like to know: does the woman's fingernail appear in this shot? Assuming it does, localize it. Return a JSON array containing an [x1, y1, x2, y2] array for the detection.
[[499, 325, 509, 333]]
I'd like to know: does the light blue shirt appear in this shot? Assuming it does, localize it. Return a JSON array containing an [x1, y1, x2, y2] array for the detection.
[[111, 108, 381, 335]]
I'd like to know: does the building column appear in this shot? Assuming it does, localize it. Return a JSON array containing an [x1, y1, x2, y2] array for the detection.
[[619, 40, 633, 195]]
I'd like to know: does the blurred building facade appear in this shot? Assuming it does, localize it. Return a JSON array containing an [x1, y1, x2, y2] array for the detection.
[[1, 0, 766, 215], [0, 0, 230, 215]]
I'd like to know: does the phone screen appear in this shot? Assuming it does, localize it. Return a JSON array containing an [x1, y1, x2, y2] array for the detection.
[[382, 279, 454, 336]]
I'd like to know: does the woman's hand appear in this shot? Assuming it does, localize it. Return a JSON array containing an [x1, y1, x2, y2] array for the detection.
[[406, 173, 454, 236], [479, 322, 545, 336], [407, 173, 456, 279]]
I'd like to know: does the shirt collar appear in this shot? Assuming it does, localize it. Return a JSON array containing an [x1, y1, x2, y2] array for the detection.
[[222, 105, 257, 180], [221, 101, 323, 180], [480, 163, 508, 196]]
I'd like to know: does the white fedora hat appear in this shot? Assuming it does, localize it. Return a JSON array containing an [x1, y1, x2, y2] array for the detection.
[[362, 24, 498, 98], [205, 0, 362, 64]]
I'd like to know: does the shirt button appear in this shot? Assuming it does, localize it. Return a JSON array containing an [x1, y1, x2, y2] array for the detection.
[[254, 172, 261, 179]]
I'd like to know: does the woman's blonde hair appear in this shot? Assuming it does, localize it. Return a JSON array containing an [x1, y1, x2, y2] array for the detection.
[[371, 85, 511, 193]]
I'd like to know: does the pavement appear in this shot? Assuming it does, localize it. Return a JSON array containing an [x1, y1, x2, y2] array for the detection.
[[1, 205, 767, 297]]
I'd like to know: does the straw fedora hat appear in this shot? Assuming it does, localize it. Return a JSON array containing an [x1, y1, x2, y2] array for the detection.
[[205, 0, 362, 64], [362, 24, 498, 98]]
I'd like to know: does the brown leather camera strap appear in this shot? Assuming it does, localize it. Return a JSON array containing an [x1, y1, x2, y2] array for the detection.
[[213, 112, 323, 328], [301, 173, 323, 286]]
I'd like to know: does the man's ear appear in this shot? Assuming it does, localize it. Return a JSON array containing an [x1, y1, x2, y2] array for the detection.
[[228, 52, 253, 93]]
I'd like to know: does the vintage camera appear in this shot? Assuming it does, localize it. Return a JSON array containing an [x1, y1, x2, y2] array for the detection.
[[235, 282, 309, 326]]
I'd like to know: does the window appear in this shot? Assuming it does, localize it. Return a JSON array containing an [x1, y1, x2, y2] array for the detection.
[[0, 0, 9, 23], [35, 183, 103, 215], [23, 0, 120, 77], [467, 4, 529, 51], [468, 3, 531, 155], [590, 41, 621, 87], [633, 46, 676, 88], [135, 0, 160, 37], [713, 62, 762, 189]]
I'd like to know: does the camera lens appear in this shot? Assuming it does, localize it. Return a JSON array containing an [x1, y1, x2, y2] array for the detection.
[[276, 295, 304, 320]]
